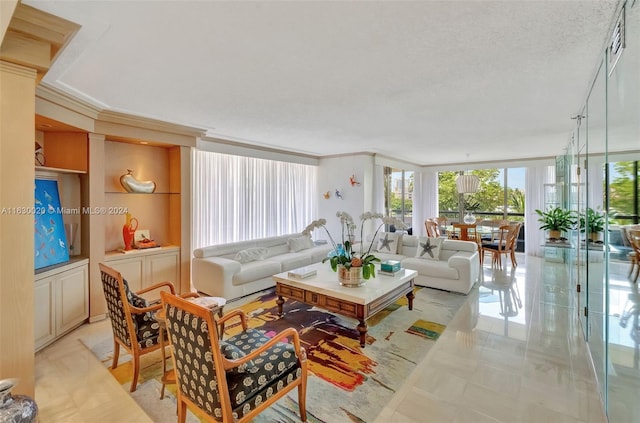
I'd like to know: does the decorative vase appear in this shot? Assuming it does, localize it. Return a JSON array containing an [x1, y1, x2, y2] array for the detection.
[[337, 265, 365, 287], [327, 244, 346, 258], [0, 379, 38, 423], [122, 212, 138, 251], [549, 230, 561, 240], [463, 211, 476, 224]]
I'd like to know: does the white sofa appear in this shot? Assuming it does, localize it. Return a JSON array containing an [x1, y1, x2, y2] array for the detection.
[[371, 234, 479, 294], [192, 232, 479, 300], [192, 234, 333, 299]]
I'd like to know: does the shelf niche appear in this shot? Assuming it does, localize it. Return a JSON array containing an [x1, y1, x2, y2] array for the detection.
[[103, 140, 182, 252]]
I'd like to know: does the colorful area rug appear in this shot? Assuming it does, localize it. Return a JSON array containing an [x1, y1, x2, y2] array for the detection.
[[83, 286, 466, 423]]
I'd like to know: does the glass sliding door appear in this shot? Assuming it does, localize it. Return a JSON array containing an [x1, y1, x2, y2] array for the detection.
[[585, 57, 608, 403], [606, 1, 640, 420], [384, 167, 414, 229]]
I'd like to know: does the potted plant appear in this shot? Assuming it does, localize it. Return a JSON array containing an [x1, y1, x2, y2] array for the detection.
[[534, 207, 576, 239], [579, 208, 605, 242], [303, 211, 405, 284]]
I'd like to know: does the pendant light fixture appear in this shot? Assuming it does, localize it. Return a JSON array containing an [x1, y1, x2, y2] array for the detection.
[[456, 173, 480, 193], [456, 154, 480, 193]]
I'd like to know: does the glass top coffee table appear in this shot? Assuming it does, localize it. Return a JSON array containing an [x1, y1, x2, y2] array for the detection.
[[272, 263, 417, 347]]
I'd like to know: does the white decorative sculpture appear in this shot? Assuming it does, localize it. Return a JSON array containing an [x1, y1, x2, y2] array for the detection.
[[119, 169, 156, 193]]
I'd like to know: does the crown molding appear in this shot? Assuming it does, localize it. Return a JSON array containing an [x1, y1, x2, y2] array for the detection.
[[320, 151, 376, 159], [97, 110, 207, 138], [199, 136, 319, 165], [1, 3, 80, 82], [36, 83, 101, 119]]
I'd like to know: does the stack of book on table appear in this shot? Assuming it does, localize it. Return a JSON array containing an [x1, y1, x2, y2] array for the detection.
[[379, 260, 402, 276], [288, 266, 317, 279]]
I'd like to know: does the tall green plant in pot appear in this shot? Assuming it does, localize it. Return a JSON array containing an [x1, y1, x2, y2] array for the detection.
[[535, 207, 576, 240], [579, 208, 605, 242]]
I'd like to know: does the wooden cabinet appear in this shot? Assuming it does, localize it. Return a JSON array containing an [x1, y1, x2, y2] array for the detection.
[[103, 247, 180, 295], [35, 259, 89, 351]]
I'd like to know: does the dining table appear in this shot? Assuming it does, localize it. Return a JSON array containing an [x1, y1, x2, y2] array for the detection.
[[445, 224, 500, 241]]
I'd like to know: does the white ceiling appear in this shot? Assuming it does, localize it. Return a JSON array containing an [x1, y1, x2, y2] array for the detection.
[[26, 0, 621, 166]]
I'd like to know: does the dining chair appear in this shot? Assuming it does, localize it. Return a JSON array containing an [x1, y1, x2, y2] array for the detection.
[[628, 229, 640, 283], [160, 291, 308, 423], [425, 219, 441, 237], [480, 223, 521, 268]]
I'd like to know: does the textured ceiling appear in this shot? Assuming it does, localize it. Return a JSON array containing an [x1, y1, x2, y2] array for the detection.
[[26, 0, 621, 166]]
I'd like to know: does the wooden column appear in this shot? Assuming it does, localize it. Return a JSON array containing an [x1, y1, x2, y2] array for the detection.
[[0, 60, 37, 396], [87, 133, 107, 320]]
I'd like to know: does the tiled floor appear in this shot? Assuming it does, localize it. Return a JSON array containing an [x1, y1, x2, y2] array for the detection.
[[35, 254, 607, 422], [375, 254, 607, 423]]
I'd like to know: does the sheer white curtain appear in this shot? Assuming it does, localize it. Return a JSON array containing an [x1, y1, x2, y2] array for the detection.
[[525, 165, 555, 257], [192, 150, 317, 249], [412, 171, 438, 236], [372, 164, 385, 215]]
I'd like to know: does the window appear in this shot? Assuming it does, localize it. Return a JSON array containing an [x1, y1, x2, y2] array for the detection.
[[608, 160, 640, 225], [438, 167, 525, 222], [192, 150, 317, 248], [383, 167, 413, 229]]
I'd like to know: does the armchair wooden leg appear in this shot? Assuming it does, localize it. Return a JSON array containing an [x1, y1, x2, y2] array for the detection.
[[130, 354, 140, 392], [112, 340, 120, 369], [511, 251, 517, 267], [298, 375, 308, 422], [177, 400, 187, 423]]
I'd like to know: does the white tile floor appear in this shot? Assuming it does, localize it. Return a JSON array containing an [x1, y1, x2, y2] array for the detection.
[[35, 254, 608, 422], [375, 254, 607, 423]]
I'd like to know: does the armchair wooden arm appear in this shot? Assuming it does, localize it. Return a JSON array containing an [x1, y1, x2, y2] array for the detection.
[[129, 290, 199, 315], [217, 309, 249, 330], [136, 280, 176, 296]]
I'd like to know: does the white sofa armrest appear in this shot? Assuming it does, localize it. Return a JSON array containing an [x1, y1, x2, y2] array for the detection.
[[192, 256, 242, 297], [448, 252, 479, 290]]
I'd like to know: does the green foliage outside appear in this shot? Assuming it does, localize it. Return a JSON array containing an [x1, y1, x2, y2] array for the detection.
[[386, 169, 414, 221], [609, 161, 638, 224], [438, 169, 524, 220]]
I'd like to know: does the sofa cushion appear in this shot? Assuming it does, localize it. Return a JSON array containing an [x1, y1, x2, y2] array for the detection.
[[307, 244, 334, 262], [267, 252, 312, 272], [373, 232, 402, 254], [402, 257, 459, 280], [288, 236, 314, 252], [194, 240, 257, 258], [415, 237, 443, 260], [232, 260, 282, 285], [234, 247, 269, 264]]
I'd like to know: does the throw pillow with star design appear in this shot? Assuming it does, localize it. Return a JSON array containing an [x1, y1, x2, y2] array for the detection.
[[373, 232, 402, 254], [415, 236, 443, 260]]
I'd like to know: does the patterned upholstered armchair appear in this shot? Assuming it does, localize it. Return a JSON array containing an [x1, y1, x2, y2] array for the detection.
[[160, 291, 308, 423], [99, 263, 197, 392]]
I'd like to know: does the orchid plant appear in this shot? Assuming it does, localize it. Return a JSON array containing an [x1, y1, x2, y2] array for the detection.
[[302, 211, 406, 279]]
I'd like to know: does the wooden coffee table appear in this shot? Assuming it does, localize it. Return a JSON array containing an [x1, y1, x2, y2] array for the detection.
[[273, 263, 416, 347]]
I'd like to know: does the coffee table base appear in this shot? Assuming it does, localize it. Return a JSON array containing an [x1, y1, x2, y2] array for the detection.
[[276, 282, 414, 347]]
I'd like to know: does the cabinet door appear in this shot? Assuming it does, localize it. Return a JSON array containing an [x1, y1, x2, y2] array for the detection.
[[145, 251, 179, 289], [34, 278, 55, 351], [56, 264, 89, 335], [106, 257, 145, 293]]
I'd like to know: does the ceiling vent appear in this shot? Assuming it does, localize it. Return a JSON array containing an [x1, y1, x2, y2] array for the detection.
[[608, 7, 625, 76]]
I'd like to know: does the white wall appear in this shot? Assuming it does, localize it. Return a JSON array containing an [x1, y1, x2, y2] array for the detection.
[[317, 154, 376, 244]]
